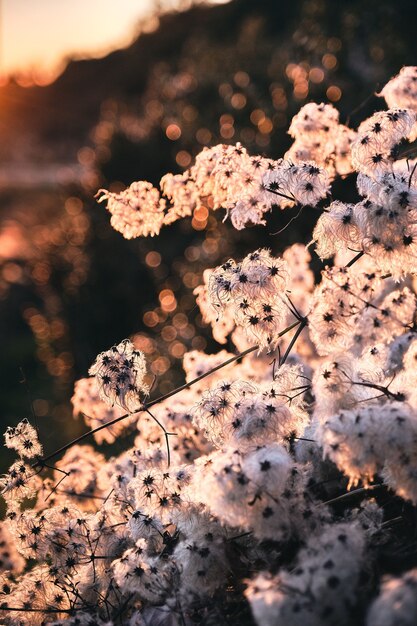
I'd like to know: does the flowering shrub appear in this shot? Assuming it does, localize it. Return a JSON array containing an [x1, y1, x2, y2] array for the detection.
[[2, 66, 417, 625]]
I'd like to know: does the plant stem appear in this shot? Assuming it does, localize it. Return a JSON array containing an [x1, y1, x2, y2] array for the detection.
[[279, 318, 307, 366], [345, 250, 364, 267], [321, 484, 385, 506], [265, 187, 297, 203]]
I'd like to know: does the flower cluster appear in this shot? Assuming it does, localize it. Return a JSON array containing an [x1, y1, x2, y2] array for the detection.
[[88, 339, 149, 412], [379, 66, 417, 139], [286, 101, 356, 177], [320, 403, 417, 498], [192, 367, 307, 449], [71, 377, 134, 444], [367, 568, 417, 626], [4, 419, 42, 459], [191, 445, 325, 542], [200, 248, 292, 351], [313, 168, 417, 278], [96, 181, 166, 239], [351, 108, 415, 177], [308, 264, 415, 354], [98, 142, 330, 236], [245, 520, 372, 626]]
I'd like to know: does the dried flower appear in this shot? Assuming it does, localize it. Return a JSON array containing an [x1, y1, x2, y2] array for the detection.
[[88, 339, 149, 412]]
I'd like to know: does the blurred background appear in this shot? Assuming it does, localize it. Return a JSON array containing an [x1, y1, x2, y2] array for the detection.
[[1, 0, 417, 468]]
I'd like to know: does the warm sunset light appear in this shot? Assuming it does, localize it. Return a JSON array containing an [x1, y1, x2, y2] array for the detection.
[[1, 0, 162, 79], [0, 0, 231, 82]]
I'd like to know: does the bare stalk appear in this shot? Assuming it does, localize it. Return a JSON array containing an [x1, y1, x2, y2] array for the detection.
[[321, 484, 385, 506], [279, 317, 308, 367], [345, 250, 364, 267]]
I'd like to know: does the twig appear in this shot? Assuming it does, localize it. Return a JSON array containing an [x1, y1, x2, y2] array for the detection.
[[227, 531, 253, 542], [265, 187, 297, 203], [145, 407, 176, 467], [381, 516, 404, 529], [270, 205, 303, 236], [345, 89, 379, 127], [409, 162, 417, 188], [279, 318, 307, 367], [345, 250, 364, 268], [293, 436, 317, 443], [321, 484, 386, 506], [19, 367, 38, 431]]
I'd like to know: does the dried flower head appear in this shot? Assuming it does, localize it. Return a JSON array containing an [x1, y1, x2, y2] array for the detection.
[[88, 339, 149, 412], [97, 181, 166, 239], [4, 419, 42, 459]]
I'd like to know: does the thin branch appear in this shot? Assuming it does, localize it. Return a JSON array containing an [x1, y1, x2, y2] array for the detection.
[[349, 379, 404, 401], [321, 484, 386, 506], [345, 88, 379, 127], [380, 516, 404, 529], [279, 318, 307, 367], [284, 293, 304, 321], [145, 407, 176, 467], [339, 367, 405, 402], [345, 250, 364, 268], [270, 204, 303, 235], [227, 531, 253, 542], [44, 470, 70, 502], [265, 186, 297, 203], [293, 436, 317, 443], [409, 162, 417, 188]]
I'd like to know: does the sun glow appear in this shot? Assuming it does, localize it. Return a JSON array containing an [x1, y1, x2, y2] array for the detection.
[[0, 0, 233, 86], [1, 0, 156, 83]]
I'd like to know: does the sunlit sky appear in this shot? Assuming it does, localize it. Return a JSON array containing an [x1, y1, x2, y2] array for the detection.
[[1, 0, 229, 80]]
